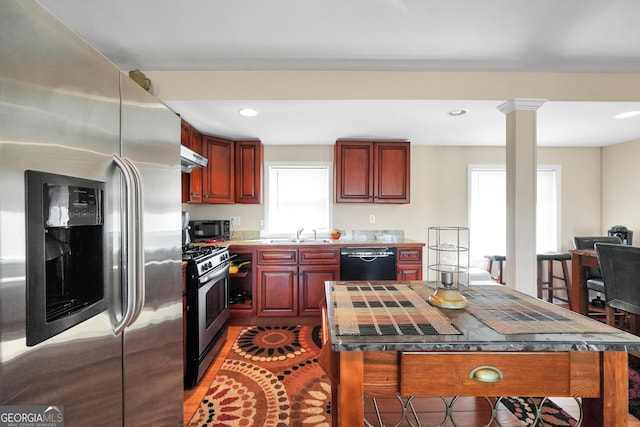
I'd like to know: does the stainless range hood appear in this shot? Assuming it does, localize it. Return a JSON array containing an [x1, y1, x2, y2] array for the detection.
[[181, 145, 208, 173]]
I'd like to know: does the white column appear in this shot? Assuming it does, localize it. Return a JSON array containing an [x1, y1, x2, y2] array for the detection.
[[497, 98, 546, 296]]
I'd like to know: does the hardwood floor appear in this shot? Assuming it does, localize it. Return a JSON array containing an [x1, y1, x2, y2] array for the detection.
[[184, 326, 640, 426], [183, 326, 243, 425]]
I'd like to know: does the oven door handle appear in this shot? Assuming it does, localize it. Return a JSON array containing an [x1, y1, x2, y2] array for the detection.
[[199, 262, 230, 286]]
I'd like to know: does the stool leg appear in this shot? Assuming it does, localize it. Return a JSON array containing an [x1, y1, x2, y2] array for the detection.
[[560, 260, 571, 306], [498, 261, 504, 284], [537, 260, 543, 299], [547, 260, 554, 303]]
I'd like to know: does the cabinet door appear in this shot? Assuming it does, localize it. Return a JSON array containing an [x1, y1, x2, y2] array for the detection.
[[257, 266, 298, 316], [396, 247, 423, 280], [180, 120, 191, 203], [203, 136, 234, 203], [235, 140, 263, 204], [335, 140, 374, 202], [187, 127, 203, 203], [299, 265, 339, 316], [397, 265, 423, 281], [374, 141, 410, 203]]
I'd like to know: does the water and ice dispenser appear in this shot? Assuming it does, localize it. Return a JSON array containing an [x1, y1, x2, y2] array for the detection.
[[26, 171, 107, 345]]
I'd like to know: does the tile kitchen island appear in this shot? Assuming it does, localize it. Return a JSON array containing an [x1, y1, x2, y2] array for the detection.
[[319, 281, 640, 427]]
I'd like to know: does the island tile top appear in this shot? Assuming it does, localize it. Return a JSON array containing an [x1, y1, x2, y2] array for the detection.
[[324, 281, 640, 353]]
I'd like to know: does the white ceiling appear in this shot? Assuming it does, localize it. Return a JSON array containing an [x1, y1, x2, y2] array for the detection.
[[37, 0, 640, 146]]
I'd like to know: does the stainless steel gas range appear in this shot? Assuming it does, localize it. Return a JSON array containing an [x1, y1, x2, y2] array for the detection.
[[183, 245, 230, 388]]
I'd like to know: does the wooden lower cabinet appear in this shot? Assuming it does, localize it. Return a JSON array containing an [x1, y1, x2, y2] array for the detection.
[[397, 265, 423, 280], [228, 247, 256, 318], [257, 266, 298, 316], [256, 247, 339, 317], [252, 245, 423, 317], [299, 265, 340, 316], [396, 247, 423, 280]]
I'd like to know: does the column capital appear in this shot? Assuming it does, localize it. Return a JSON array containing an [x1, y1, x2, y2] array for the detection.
[[497, 98, 547, 114]]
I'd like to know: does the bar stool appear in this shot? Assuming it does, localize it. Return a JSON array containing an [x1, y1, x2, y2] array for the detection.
[[537, 252, 572, 305], [484, 255, 506, 284]]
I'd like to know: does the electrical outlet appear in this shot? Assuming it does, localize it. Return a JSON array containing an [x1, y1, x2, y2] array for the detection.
[[230, 216, 241, 226], [369, 214, 375, 224]]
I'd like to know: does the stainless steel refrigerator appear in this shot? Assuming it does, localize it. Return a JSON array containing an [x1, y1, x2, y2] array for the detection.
[[0, 2, 183, 425]]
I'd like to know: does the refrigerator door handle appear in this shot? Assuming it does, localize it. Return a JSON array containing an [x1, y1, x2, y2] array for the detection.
[[112, 154, 138, 335], [123, 156, 145, 325]]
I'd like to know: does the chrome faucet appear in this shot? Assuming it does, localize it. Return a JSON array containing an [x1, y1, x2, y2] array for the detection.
[[296, 227, 304, 240], [312, 229, 317, 240]]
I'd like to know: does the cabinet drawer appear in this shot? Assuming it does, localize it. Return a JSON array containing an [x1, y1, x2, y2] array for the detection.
[[400, 352, 600, 397], [299, 248, 339, 264], [257, 249, 297, 264], [397, 248, 422, 263]]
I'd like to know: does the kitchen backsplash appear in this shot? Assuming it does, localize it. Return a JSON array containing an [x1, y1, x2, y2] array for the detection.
[[229, 229, 404, 242]]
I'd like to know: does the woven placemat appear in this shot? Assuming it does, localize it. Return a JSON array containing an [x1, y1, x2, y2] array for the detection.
[[464, 285, 618, 334], [331, 283, 461, 336]]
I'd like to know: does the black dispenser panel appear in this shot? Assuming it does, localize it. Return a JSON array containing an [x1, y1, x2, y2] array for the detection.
[[25, 170, 107, 346]]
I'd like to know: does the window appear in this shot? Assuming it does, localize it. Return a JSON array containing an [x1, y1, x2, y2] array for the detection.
[[264, 162, 332, 236], [468, 165, 561, 265]]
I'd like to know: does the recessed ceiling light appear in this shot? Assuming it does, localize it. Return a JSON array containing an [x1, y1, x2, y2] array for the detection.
[[238, 108, 258, 117], [448, 109, 468, 116], [614, 110, 640, 119]]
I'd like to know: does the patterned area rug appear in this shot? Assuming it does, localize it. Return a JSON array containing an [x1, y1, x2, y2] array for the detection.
[[188, 325, 579, 426], [499, 397, 577, 426], [629, 354, 640, 419], [188, 325, 331, 427]]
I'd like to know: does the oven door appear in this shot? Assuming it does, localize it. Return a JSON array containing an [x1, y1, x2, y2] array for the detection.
[[197, 262, 230, 356]]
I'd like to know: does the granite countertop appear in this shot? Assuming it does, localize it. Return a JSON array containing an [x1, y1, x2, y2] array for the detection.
[[324, 281, 640, 353], [228, 238, 424, 247]]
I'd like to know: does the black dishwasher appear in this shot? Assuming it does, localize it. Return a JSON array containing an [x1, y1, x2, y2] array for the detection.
[[340, 247, 397, 280]]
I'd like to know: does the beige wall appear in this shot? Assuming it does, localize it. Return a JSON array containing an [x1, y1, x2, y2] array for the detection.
[[147, 70, 640, 102], [602, 138, 640, 239], [183, 144, 603, 255], [167, 69, 636, 253]]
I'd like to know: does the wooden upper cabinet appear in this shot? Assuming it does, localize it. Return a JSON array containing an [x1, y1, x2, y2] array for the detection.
[[375, 141, 410, 203], [334, 140, 374, 202], [187, 126, 203, 203], [181, 119, 204, 204], [181, 125, 264, 204], [180, 120, 191, 146], [235, 140, 263, 204], [335, 140, 410, 203], [202, 135, 234, 203], [181, 120, 190, 204]]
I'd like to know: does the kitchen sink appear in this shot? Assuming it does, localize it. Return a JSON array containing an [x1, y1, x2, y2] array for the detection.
[[266, 238, 334, 244]]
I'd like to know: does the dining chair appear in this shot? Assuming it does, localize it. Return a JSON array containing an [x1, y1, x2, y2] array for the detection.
[[573, 236, 623, 305], [594, 242, 640, 334]]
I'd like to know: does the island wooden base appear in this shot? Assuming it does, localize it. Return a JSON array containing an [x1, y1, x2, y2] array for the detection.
[[319, 345, 629, 427]]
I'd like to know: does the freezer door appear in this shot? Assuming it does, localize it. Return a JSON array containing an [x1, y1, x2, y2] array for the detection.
[[0, 2, 123, 425], [119, 72, 184, 425]]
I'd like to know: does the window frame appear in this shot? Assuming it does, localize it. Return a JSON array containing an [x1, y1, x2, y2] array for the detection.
[[467, 164, 562, 265], [263, 161, 334, 237]]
